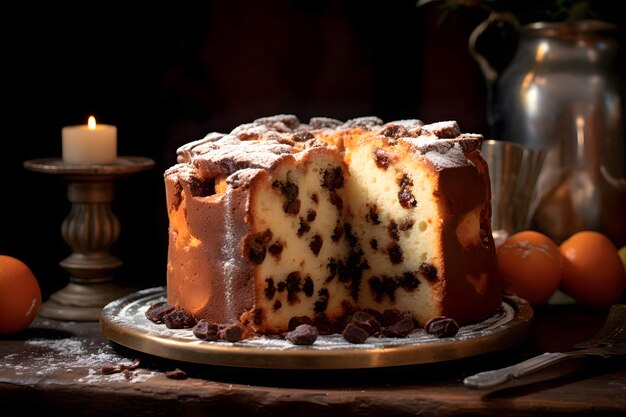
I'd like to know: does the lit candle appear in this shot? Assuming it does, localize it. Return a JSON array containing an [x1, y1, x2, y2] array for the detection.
[[62, 116, 117, 164]]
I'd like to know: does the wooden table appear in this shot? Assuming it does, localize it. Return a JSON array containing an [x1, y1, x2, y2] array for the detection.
[[1, 303, 625, 416]]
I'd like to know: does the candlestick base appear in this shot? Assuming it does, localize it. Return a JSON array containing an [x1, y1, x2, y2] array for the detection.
[[24, 156, 155, 322], [38, 281, 133, 321]]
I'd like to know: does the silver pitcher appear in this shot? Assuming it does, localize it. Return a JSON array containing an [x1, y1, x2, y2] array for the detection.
[[471, 17, 626, 247]]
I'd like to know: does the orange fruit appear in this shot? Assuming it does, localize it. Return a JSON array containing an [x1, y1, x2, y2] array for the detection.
[[559, 231, 626, 308], [496, 230, 562, 307], [0, 255, 42, 334]]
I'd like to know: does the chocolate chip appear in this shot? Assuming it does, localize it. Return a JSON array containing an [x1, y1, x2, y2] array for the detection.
[[342, 323, 369, 344], [388, 220, 399, 241], [314, 288, 329, 313], [192, 320, 219, 341], [366, 204, 381, 225], [265, 277, 276, 299], [218, 323, 244, 342], [245, 230, 273, 265], [424, 316, 459, 338], [286, 324, 319, 345], [303, 276, 314, 297], [163, 310, 197, 329], [165, 368, 187, 380], [331, 224, 343, 242], [145, 301, 175, 324]]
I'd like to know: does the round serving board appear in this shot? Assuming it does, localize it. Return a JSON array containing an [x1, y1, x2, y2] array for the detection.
[[100, 287, 533, 370]]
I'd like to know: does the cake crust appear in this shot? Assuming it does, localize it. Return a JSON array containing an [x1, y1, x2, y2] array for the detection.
[[165, 115, 501, 334]]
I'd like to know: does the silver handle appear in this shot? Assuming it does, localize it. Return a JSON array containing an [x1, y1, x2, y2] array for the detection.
[[463, 351, 584, 389]]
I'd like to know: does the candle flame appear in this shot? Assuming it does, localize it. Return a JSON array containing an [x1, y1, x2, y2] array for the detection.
[[88, 116, 97, 130]]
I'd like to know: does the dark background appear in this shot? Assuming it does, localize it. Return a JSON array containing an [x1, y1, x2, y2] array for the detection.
[[2, 1, 624, 301]]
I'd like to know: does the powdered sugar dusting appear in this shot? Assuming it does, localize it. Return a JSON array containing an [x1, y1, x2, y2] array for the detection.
[[0, 332, 159, 384]]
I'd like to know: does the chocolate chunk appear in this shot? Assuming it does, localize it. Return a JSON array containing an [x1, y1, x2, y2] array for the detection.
[[145, 301, 175, 324], [380, 316, 415, 338], [351, 311, 380, 335], [424, 316, 459, 338], [165, 368, 187, 380], [218, 323, 244, 342], [163, 309, 197, 329], [342, 323, 369, 344], [192, 320, 220, 341], [381, 309, 405, 326], [286, 324, 319, 345]]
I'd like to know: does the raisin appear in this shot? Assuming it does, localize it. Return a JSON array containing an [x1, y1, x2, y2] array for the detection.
[[331, 224, 343, 241], [314, 288, 329, 313], [388, 244, 403, 264], [419, 263, 438, 282], [373, 148, 391, 169], [145, 301, 175, 324], [399, 218, 415, 231], [292, 131, 314, 142], [322, 167, 344, 190], [342, 323, 369, 344], [303, 276, 314, 297], [172, 182, 183, 210], [288, 316, 314, 331], [264, 277, 276, 299], [400, 271, 420, 290], [297, 217, 311, 236], [424, 316, 459, 338], [268, 242, 283, 257], [246, 230, 272, 264], [165, 368, 187, 380], [329, 191, 343, 210], [388, 220, 399, 240], [398, 187, 417, 209], [286, 324, 319, 345], [379, 124, 408, 139], [309, 235, 323, 255], [192, 320, 219, 341], [218, 323, 244, 342], [366, 204, 381, 225], [163, 310, 197, 329], [286, 272, 302, 303]]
